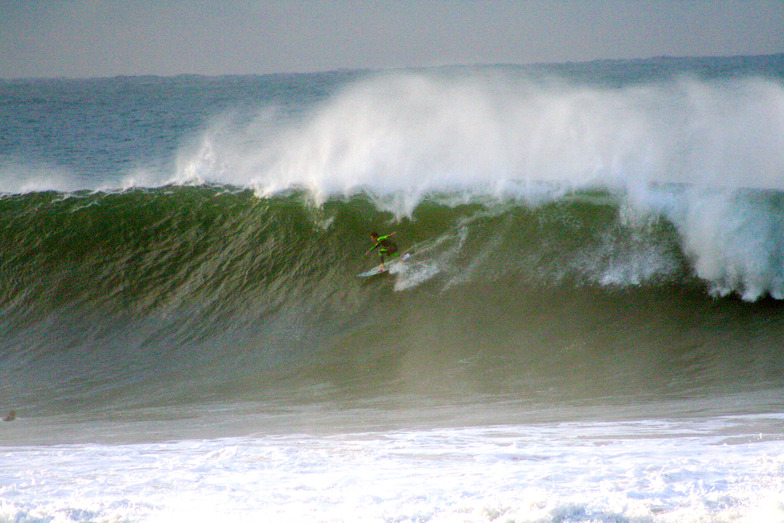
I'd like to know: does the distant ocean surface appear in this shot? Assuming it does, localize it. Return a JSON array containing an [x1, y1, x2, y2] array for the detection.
[[2, 55, 784, 522]]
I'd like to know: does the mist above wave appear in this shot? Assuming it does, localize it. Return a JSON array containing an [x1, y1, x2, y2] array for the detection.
[[175, 70, 784, 204], [171, 71, 784, 300]]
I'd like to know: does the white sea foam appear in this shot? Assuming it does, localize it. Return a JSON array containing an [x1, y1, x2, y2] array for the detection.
[[668, 187, 784, 300], [2, 414, 783, 522]]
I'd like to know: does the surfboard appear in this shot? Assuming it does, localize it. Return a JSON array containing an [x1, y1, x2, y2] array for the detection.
[[358, 253, 410, 278], [358, 264, 390, 278]]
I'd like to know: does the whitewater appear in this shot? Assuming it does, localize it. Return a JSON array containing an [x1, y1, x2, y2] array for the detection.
[[1, 55, 784, 521]]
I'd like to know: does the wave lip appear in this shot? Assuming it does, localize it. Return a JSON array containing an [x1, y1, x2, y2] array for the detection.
[[669, 187, 784, 301]]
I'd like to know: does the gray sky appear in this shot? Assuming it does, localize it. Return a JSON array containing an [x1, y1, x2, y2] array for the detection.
[[2, 0, 784, 79]]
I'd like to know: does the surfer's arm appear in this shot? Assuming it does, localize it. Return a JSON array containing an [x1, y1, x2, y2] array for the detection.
[[376, 233, 396, 243]]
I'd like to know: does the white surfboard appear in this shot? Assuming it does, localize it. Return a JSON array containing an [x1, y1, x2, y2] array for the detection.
[[358, 253, 410, 278]]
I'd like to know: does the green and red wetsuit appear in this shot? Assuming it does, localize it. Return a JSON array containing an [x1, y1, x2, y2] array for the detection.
[[369, 234, 399, 263]]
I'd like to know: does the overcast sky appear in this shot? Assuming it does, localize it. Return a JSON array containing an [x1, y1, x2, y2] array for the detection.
[[2, 0, 784, 79]]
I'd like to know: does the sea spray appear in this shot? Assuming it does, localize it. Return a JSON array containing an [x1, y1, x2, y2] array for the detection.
[[171, 72, 784, 200]]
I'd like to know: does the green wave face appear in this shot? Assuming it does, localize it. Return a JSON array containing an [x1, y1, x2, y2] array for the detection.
[[2, 186, 783, 417]]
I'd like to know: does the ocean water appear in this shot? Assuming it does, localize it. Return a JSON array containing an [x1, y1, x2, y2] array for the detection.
[[1, 55, 784, 522]]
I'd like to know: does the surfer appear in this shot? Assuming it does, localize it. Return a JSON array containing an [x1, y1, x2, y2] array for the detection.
[[367, 232, 399, 268], [3, 410, 15, 422]]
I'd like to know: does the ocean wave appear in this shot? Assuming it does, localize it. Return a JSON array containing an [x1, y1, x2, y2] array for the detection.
[[166, 69, 784, 301], [1, 186, 784, 417], [2, 61, 784, 418]]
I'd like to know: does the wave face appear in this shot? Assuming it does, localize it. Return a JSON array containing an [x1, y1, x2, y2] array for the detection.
[[2, 187, 784, 417], [1, 55, 784, 417]]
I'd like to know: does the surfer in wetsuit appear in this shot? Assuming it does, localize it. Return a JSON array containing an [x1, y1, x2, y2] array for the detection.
[[367, 232, 399, 268]]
